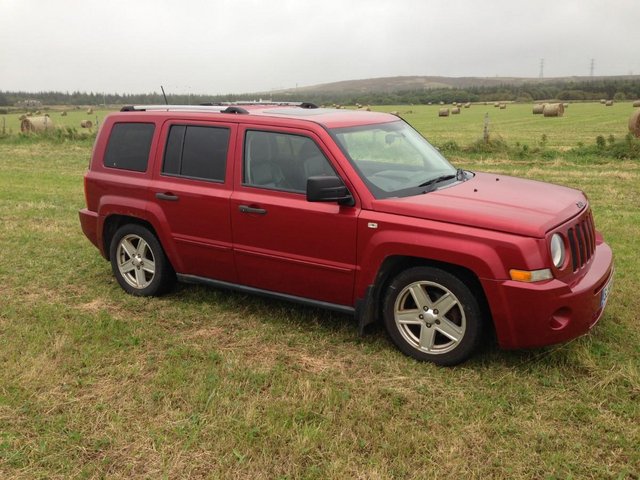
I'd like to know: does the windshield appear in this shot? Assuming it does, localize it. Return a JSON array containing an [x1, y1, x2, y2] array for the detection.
[[331, 121, 460, 198]]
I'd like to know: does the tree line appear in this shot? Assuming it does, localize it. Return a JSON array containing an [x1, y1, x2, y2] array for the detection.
[[1, 79, 639, 108]]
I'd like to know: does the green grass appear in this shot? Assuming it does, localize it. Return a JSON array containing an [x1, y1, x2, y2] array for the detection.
[[0, 133, 639, 478]]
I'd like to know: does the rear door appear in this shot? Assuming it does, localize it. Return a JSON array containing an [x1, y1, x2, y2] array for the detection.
[[230, 125, 359, 307], [149, 119, 237, 282]]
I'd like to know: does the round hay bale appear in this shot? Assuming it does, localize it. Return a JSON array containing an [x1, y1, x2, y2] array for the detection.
[[86, 108, 93, 114], [61, 111, 67, 116], [451, 107, 461, 115], [427, 102, 433, 105], [632, 100, 640, 107], [543, 103, 564, 117], [80, 120, 93, 128], [439, 101, 444, 105], [20, 116, 54, 133], [629, 109, 640, 137], [499, 103, 507, 109], [464, 102, 471, 108], [600, 99, 607, 104], [605, 100, 614, 106], [494, 102, 500, 107], [438, 108, 450, 117], [532, 104, 545, 114]]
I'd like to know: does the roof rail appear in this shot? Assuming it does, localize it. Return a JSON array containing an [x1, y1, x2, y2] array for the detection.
[[119, 101, 319, 114], [120, 105, 227, 113]]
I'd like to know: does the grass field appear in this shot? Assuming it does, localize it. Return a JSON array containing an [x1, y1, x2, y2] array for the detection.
[[0, 116, 639, 478], [2, 101, 638, 149], [375, 102, 639, 148], [0, 108, 112, 135]]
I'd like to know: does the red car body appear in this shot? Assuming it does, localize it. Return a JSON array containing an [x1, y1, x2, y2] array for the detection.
[[80, 104, 613, 353]]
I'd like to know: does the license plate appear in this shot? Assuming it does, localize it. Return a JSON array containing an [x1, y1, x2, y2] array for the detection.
[[600, 274, 613, 309]]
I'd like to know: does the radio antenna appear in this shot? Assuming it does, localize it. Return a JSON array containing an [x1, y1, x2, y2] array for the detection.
[[160, 86, 168, 105]]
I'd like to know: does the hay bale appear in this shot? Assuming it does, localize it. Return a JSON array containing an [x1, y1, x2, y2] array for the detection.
[[543, 103, 564, 117], [494, 102, 500, 107], [605, 100, 614, 106], [464, 102, 471, 108], [600, 99, 607, 104], [80, 120, 93, 128], [61, 111, 67, 116], [20, 116, 54, 133], [451, 107, 461, 115], [532, 104, 545, 114], [438, 108, 450, 117], [629, 109, 640, 137], [86, 108, 93, 114], [439, 101, 444, 105], [632, 100, 640, 107], [499, 103, 507, 109]]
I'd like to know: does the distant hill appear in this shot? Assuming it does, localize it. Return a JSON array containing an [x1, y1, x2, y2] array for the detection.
[[275, 75, 640, 95]]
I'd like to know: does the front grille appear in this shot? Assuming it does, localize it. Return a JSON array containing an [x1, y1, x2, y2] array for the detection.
[[567, 210, 596, 272]]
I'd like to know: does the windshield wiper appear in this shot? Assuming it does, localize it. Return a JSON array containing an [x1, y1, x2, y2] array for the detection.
[[417, 169, 466, 189]]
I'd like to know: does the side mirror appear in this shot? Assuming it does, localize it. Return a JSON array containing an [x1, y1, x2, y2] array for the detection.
[[306, 176, 354, 206]]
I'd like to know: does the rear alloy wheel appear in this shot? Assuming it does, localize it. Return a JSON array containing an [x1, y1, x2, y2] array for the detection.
[[383, 267, 483, 366], [109, 224, 174, 296]]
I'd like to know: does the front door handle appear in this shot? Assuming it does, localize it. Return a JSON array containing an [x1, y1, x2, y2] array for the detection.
[[239, 205, 267, 215], [156, 192, 179, 201]]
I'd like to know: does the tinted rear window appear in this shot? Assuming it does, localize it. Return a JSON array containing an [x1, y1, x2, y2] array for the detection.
[[163, 125, 229, 182], [104, 123, 155, 172]]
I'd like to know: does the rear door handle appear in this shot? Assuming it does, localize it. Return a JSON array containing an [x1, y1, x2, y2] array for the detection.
[[239, 205, 267, 215], [156, 192, 179, 201]]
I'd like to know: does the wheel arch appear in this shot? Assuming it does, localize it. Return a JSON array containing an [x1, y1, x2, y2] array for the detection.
[[359, 255, 493, 336]]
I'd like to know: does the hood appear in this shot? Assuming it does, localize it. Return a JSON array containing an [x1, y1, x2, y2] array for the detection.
[[371, 172, 587, 237]]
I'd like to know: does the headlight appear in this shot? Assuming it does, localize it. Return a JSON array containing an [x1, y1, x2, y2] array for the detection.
[[550, 233, 565, 268]]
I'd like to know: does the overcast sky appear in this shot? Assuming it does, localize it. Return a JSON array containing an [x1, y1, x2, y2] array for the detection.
[[1, 0, 639, 95]]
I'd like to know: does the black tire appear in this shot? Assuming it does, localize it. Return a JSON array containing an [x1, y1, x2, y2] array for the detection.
[[109, 224, 175, 296], [383, 266, 483, 366]]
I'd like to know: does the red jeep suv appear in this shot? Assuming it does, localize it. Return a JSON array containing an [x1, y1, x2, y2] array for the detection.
[[79, 103, 614, 365]]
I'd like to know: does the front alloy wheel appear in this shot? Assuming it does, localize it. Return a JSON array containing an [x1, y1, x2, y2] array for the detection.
[[383, 267, 483, 365]]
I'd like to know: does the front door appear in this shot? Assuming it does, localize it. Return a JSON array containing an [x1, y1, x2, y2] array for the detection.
[[230, 127, 358, 306]]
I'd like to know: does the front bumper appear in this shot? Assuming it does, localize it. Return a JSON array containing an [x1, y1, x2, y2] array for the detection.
[[482, 241, 614, 350]]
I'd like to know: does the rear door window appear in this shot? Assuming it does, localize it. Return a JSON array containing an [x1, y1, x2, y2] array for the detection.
[[163, 125, 230, 182]]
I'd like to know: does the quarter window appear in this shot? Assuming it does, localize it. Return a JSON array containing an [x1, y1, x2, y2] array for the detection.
[[163, 125, 229, 182], [104, 123, 155, 172]]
